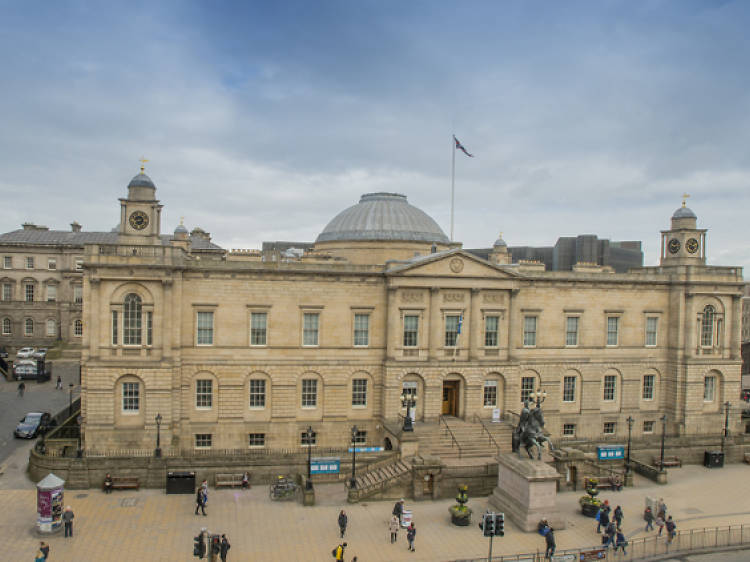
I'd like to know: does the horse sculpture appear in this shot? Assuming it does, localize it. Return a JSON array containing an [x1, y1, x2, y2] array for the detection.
[[512, 403, 554, 460]]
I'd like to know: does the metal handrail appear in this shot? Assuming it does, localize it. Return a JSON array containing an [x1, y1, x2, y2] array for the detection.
[[439, 415, 463, 459], [472, 414, 501, 453]]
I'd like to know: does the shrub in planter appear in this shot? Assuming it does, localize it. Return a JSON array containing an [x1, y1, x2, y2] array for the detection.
[[579, 478, 602, 517], [449, 485, 473, 526]]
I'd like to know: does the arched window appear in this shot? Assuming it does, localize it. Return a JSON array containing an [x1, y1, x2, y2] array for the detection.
[[123, 293, 142, 345], [74, 319, 83, 337], [701, 305, 715, 347], [46, 319, 56, 337], [1, 318, 10, 335], [24, 318, 34, 336]]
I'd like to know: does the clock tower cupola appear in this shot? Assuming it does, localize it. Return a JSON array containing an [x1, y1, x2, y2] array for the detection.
[[659, 194, 707, 266], [118, 158, 163, 244]]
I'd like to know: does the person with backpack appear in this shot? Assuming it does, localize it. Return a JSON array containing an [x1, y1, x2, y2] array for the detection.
[[406, 522, 416, 552], [644, 506, 654, 532], [597, 504, 610, 534], [614, 528, 627, 554], [338, 510, 348, 538], [393, 499, 404, 524], [604, 521, 616, 548], [613, 505, 623, 528], [332, 542, 347, 561], [665, 516, 677, 543], [220, 534, 231, 562], [544, 527, 556, 559]]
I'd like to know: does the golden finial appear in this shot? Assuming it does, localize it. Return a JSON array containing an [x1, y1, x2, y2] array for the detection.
[[139, 157, 149, 173], [681, 193, 690, 207], [179, 216, 185, 226], [499, 232, 503, 239]]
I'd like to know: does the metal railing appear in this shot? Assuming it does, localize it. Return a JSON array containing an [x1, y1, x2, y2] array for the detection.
[[456, 523, 750, 561], [439, 415, 463, 459], [472, 414, 501, 454]]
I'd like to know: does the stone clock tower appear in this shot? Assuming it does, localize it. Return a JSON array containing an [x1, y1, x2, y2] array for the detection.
[[660, 197, 707, 266], [118, 163, 163, 244]]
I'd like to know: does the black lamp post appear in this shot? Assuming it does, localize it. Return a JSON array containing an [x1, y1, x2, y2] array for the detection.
[[659, 414, 667, 471], [304, 426, 314, 490], [68, 383, 74, 417], [350, 425, 358, 489], [625, 416, 634, 475], [721, 401, 731, 453], [401, 391, 416, 432], [155, 413, 162, 458], [76, 415, 83, 458]]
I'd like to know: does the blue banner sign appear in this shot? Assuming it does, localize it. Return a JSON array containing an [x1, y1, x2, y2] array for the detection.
[[310, 457, 340, 474], [347, 446, 384, 453], [597, 445, 625, 460]]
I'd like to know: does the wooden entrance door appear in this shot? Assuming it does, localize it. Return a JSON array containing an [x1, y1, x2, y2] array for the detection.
[[442, 381, 459, 416]]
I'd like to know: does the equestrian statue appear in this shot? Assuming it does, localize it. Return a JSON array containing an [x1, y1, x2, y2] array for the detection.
[[511, 397, 554, 460]]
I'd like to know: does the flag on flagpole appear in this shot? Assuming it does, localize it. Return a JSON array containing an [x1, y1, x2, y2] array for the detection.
[[457, 315, 463, 334], [453, 135, 474, 157]]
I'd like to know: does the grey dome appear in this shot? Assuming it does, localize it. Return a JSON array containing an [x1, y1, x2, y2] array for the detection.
[[128, 172, 156, 189], [316, 193, 450, 244], [174, 223, 188, 234], [672, 206, 696, 219], [493, 234, 507, 247]]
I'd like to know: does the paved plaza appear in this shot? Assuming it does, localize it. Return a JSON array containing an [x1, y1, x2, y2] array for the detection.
[[2, 440, 750, 561]]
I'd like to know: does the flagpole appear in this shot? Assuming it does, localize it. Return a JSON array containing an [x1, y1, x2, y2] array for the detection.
[[450, 135, 455, 241]]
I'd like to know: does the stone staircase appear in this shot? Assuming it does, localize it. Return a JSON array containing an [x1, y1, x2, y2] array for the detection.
[[346, 456, 411, 502], [417, 417, 515, 460]]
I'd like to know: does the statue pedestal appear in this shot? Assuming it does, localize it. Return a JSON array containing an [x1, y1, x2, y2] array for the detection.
[[488, 453, 564, 532]]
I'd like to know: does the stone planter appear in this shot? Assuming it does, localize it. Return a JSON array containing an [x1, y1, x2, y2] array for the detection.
[[449, 507, 472, 526], [581, 502, 599, 518]]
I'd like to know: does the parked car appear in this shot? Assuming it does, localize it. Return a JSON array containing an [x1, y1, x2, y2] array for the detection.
[[0, 347, 8, 359], [13, 359, 44, 380], [14, 412, 53, 439], [32, 348, 48, 359], [16, 347, 36, 359]]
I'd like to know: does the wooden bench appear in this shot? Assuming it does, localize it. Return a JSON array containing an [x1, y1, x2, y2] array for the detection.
[[104, 476, 140, 491], [653, 456, 682, 468], [215, 473, 248, 488], [584, 475, 621, 491]]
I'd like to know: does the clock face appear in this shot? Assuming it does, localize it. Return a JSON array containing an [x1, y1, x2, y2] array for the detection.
[[129, 211, 149, 230], [668, 238, 681, 254], [686, 238, 699, 254]]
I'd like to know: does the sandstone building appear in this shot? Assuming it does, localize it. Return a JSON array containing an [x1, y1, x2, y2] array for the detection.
[[49, 169, 747, 452]]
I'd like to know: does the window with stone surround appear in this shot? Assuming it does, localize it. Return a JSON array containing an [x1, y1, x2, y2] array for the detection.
[[563, 376, 576, 402], [196, 379, 213, 408], [46, 284, 56, 302], [3, 256, 11, 269], [645, 317, 658, 346], [353, 313, 369, 347], [566, 316, 579, 346], [25, 283, 34, 302], [122, 382, 139, 412], [111, 311, 118, 345], [563, 423, 576, 437], [301, 430, 317, 446], [643, 420, 654, 434], [2, 283, 12, 301], [48, 258, 56, 270], [196, 311, 214, 346], [2, 318, 10, 335], [249, 379, 266, 408], [301, 379, 317, 407], [74, 319, 83, 337], [124, 293, 142, 345], [606, 316, 619, 346], [24, 318, 34, 336], [46, 319, 56, 336], [146, 311, 153, 346], [523, 316, 537, 347], [521, 376, 535, 403], [303, 313, 319, 346], [484, 316, 499, 347], [195, 434, 212, 449], [248, 433, 265, 447], [444, 314, 460, 347], [251, 312, 267, 346], [26, 256, 34, 269], [603, 422, 616, 435], [352, 378, 367, 407], [703, 375, 716, 402], [483, 380, 497, 407], [642, 374, 655, 400], [701, 305, 715, 347], [73, 285, 83, 303], [353, 429, 367, 445], [403, 315, 418, 347], [603, 375, 617, 401]]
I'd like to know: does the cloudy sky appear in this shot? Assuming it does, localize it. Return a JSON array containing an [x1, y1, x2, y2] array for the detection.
[[1, 1, 748, 275]]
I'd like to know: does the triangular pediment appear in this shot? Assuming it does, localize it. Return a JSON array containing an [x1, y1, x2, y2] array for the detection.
[[386, 249, 518, 279]]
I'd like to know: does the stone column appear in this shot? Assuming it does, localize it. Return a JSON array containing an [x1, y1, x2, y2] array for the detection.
[[469, 288, 480, 361], [386, 287, 398, 360], [429, 287, 440, 360]]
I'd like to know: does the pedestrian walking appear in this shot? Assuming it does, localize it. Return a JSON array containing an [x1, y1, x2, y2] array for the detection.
[[18, 381, 25, 397], [35, 548, 45, 562], [544, 527, 556, 559], [338, 510, 348, 538], [644, 506, 654, 531], [195, 487, 207, 516], [614, 529, 628, 554], [657, 498, 667, 518], [56, 375, 63, 390], [613, 505, 623, 527], [201, 479, 209, 505], [604, 521, 616, 549], [393, 499, 404, 524], [39, 541, 49, 560], [389, 515, 400, 543], [220, 534, 231, 562], [62, 506, 74, 537], [597, 504, 610, 534], [656, 513, 665, 536], [406, 522, 416, 552], [241, 471, 249, 489], [665, 516, 677, 543], [332, 542, 347, 561]]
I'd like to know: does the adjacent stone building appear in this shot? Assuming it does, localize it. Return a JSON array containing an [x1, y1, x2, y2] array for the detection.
[[75, 169, 744, 455]]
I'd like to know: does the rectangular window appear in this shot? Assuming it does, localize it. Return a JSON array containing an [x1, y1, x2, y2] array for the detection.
[[352, 378, 367, 406], [73, 285, 83, 303], [47, 284, 57, 302], [1, 319, 10, 335], [248, 433, 265, 447], [25, 318, 34, 336], [521, 376, 535, 403], [196, 379, 213, 408], [603, 375, 617, 401], [563, 376, 576, 402], [249, 379, 266, 408], [195, 434, 212, 449], [25, 284, 34, 302], [250, 312, 267, 346], [643, 420, 655, 434], [48, 258, 56, 270], [196, 311, 214, 345], [402, 381, 417, 405], [112, 311, 118, 345], [484, 316, 499, 347], [122, 382, 139, 411], [704, 376, 716, 401], [642, 374, 655, 400], [523, 316, 537, 347], [46, 319, 56, 336], [607, 316, 619, 346], [146, 311, 153, 345], [3, 256, 11, 269], [301, 379, 317, 407], [26, 256, 34, 269], [565, 317, 579, 346], [75, 258, 83, 271], [645, 317, 658, 346], [353, 430, 367, 445], [2, 283, 11, 301], [403, 315, 418, 347], [563, 423, 576, 437], [444, 315, 460, 347], [353, 313, 369, 346], [603, 422, 616, 435], [301, 430, 317, 446], [302, 313, 319, 346], [483, 380, 497, 407], [74, 320, 82, 337]]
